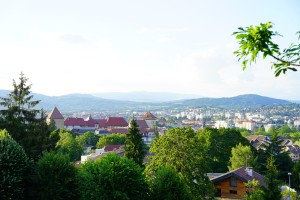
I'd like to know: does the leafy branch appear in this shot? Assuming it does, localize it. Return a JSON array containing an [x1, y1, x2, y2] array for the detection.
[[233, 22, 300, 77]]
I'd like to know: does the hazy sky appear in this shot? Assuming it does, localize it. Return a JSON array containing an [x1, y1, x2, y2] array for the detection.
[[0, 0, 300, 99]]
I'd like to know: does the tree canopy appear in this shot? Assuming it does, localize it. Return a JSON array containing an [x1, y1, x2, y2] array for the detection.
[[77, 153, 148, 200], [96, 133, 126, 149], [149, 166, 191, 200], [36, 152, 78, 200], [145, 127, 214, 199], [233, 22, 300, 76], [228, 143, 256, 171], [0, 130, 30, 199], [55, 129, 83, 162], [198, 127, 250, 172], [76, 131, 99, 147]]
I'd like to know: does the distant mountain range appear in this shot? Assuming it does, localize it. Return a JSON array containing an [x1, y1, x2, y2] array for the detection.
[[0, 90, 293, 113], [93, 91, 202, 102]]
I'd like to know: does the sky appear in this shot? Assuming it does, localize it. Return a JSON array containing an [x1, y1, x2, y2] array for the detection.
[[0, 0, 300, 99]]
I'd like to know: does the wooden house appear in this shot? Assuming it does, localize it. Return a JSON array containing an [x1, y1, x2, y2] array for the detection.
[[209, 167, 265, 199]]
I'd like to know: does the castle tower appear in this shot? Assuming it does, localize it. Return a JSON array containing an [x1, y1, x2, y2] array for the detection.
[[142, 111, 157, 128], [47, 107, 64, 129]]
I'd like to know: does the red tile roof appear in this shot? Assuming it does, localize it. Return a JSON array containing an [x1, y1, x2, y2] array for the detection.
[[64, 117, 86, 126], [136, 119, 149, 129], [103, 145, 123, 152], [106, 117, 128, 127], [64, 116, 128, 128], [47, 107, 64, 119], [85, 118, 96, 127], [96, 119, 107, 128]]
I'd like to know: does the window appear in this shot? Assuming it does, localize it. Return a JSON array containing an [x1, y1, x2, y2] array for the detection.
[[230, 190, 237, 194], [230, 177, 237, 187]]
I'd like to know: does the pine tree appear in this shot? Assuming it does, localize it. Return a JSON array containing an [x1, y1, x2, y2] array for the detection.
[[264, 155, 281, 200], [0, 72, 52, 159], [263, 131, 294, 180], [124, 118, 147, 167]]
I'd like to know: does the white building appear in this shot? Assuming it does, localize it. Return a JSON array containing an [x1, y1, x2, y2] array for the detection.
[[215, 120, 229, 129]]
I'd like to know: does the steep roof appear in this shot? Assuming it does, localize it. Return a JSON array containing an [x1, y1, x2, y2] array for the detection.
[[142, 112, 157, 120], [136, 119, 149, 129], [210, 166, 265, 188], [136, 119, 151, 133], [47, 107, 64, 119]]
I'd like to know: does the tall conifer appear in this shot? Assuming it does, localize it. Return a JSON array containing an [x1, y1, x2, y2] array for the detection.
[[124, 118, 147, 167], [0, 72, 52, 159]]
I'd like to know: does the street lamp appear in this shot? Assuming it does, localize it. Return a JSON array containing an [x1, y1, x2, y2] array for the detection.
[[288, 172, 292, 200]]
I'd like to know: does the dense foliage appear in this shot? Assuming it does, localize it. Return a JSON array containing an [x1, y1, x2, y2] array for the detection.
[[0, 130, 30, 199], [36, 152, 78, 200], [146, 127, 214, 199], [96, 133, 126, 148], [256, 131, 294, 180], [291, 160, 300, 191], [76, 131, 99, 147], [149, 166, 191, 200], [55, 129, 83, 162], [264, 156, 282, 200], [77, 153, 148, 200], [243, 180, 265, 200], [198, 127, 250, 172], [228, 143, 256, 171]]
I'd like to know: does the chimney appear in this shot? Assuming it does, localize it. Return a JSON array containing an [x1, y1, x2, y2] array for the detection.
[[245, 167, 253, 177]]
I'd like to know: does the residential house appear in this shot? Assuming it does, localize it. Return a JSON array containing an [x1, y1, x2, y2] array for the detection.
[[286, 145, 300, 161], [246, 135, 270, 150], [209, 167, 265, 199]]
